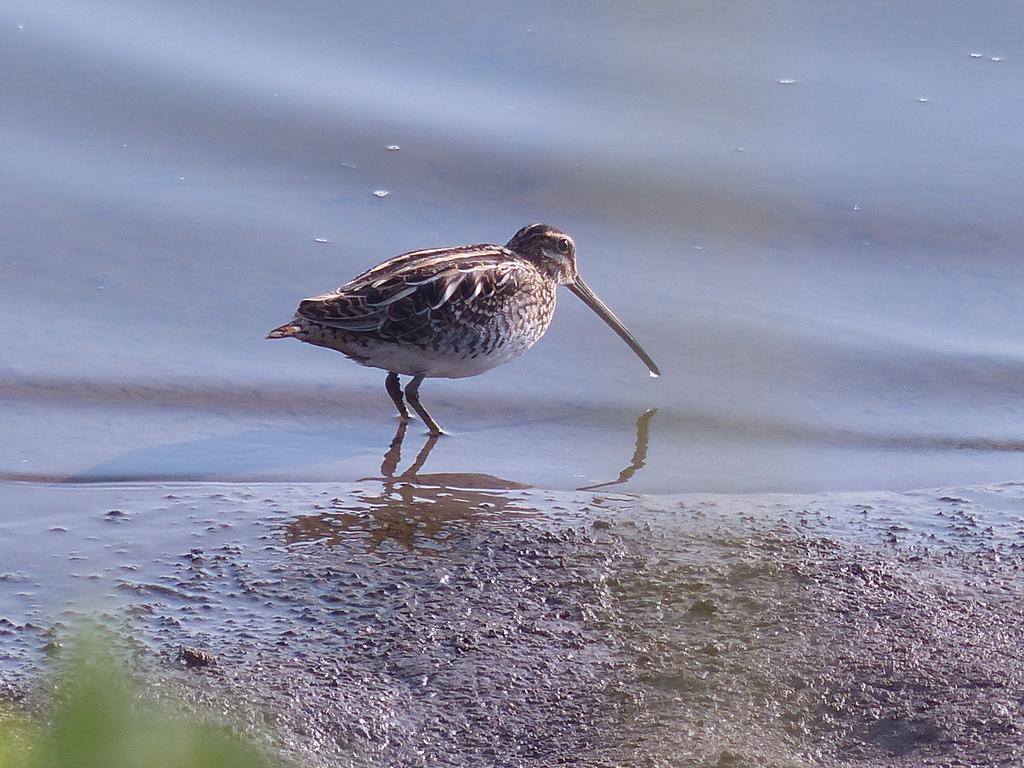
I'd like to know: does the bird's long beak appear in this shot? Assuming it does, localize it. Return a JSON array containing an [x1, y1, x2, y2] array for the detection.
[[568, 277, 660, 377]]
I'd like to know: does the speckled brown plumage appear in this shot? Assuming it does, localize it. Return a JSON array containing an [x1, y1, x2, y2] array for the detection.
[[269, 223, 658, 434]]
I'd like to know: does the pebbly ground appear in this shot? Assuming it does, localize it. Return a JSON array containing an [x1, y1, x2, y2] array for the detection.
[[1, 481, 1023, 767]]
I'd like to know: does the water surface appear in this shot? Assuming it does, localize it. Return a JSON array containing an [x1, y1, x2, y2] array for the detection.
[[3, 2, 1024, 492]]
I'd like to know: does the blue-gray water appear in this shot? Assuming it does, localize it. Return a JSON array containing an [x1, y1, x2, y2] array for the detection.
[[3, 1, 1024, 493]]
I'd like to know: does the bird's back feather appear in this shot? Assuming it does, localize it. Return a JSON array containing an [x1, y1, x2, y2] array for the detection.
[[295, 245, 543, 345]]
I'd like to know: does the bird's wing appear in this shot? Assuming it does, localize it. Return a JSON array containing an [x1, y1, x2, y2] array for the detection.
[[296, 245, 531, 342]]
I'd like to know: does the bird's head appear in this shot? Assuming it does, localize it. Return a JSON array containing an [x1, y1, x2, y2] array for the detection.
[[506, 223, 577, 285], [505, 222, 660, 377]]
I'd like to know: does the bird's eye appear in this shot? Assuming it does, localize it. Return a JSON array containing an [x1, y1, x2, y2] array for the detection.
[[557, 238, 571, 254]]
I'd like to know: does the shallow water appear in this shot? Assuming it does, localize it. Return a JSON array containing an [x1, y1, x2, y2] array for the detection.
[[3, 1, 1024, 493]]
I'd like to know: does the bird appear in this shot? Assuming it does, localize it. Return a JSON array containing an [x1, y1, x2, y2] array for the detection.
[[267, 223, 659, 434]]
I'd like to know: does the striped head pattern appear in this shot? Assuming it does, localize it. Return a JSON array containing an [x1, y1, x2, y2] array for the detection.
[[505, 223, 577, 285]]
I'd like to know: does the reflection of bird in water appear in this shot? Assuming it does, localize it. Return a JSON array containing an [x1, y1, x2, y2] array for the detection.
[[284, 410, 658, 554], [284, 420, 535, 554], [577, 409, 657, 491], [268, 224, 659, 434]]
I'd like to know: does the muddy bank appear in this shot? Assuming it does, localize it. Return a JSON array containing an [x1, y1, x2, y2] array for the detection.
[[1, 481, 1023, 766]]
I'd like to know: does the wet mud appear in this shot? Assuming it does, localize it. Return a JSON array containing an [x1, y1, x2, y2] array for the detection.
[[2, 472, 1023, 767]]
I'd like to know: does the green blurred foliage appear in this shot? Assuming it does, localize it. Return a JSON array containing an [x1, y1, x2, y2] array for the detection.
[[0, 632, 286, 768]]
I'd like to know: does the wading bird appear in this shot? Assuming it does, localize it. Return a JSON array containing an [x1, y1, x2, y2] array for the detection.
[[268, 223, 659, 434]]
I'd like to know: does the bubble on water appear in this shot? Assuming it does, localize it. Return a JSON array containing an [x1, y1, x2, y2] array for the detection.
[[734, 146, 746, 152], [969, 52, 983, 58], [16, 22, 24, 30], [916, 97, 930, 103], [177, 176, 185, 181], [313, 238, 329, 244], [372, 190, 390, 198], [777, 78, 797, 85], [385, 144, 400, 151]]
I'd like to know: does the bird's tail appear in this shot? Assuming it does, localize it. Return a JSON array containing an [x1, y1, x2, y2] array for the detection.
[[266, 322, 302, 339]]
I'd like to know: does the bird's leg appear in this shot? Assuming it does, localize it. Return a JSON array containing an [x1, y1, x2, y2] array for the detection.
[[404, 375, 445, 435], [386, 372, 409, 421]]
